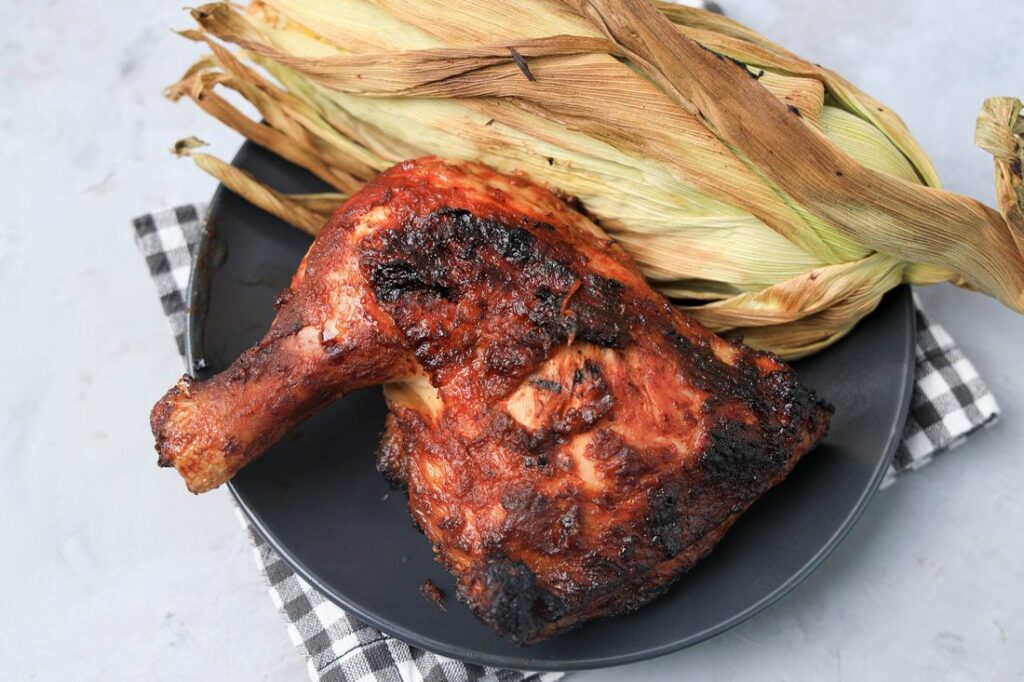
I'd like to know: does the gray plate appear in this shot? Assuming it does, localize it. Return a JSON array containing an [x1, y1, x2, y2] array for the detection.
[[186, 142, 915, 671]]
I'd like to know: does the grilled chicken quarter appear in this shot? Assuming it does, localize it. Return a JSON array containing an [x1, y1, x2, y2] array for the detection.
[[151, 158, 832, 644]]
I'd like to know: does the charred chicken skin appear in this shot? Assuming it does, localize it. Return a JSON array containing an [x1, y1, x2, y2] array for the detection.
[[151, 158, 832, 644]]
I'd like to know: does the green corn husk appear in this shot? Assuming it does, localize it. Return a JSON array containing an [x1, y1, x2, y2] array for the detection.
[[166, 0, 1024, 358]]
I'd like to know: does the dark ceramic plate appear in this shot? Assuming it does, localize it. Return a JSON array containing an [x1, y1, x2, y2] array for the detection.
[[186, 142, 915, 671]]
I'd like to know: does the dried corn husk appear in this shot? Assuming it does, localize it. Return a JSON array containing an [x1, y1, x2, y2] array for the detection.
[[166, 0, 1024, 358]]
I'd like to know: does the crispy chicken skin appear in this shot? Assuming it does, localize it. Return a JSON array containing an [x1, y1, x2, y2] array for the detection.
[[151, 157, 832, 643]]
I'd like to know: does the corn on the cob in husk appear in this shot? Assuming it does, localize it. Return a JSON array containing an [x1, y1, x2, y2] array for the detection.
[[166, 0, 1024, 358]]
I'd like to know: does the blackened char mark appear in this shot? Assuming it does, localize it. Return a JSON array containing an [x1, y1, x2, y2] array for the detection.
[[569, 274, 630, 348], [664, 326, 833, 493], [664, 326, 833, 436], [662, 328, 760, 406], [473, 557, 545, 644], [759, 369, 834, 447], [360, 207, 640, 395], [646, 482, 686, 556], [370, 261, 453, 303], [699, 419, 778, 497], [498, 227, 533, 262], [530, 378, 562, 393], [443, 207, 535, 263]]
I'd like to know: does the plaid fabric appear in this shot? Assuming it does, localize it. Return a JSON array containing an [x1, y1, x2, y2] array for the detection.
[[240, 510, 562, 682], [883, 306, 1000, 487], [132, 205, 207, 357], [134, 203, 999, 681]]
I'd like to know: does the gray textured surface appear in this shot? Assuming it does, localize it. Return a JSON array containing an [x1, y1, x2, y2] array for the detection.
[[1, 1, 1021, 680]]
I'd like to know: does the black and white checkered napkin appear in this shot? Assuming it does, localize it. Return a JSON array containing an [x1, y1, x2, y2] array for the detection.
[[133, 204, 999, 681]]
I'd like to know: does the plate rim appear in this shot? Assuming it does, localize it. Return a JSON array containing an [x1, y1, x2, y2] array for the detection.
[[185, 141, 917, 672]]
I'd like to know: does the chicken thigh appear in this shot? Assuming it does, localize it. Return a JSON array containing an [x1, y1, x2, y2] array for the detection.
[[152, 157, 832, 643]]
